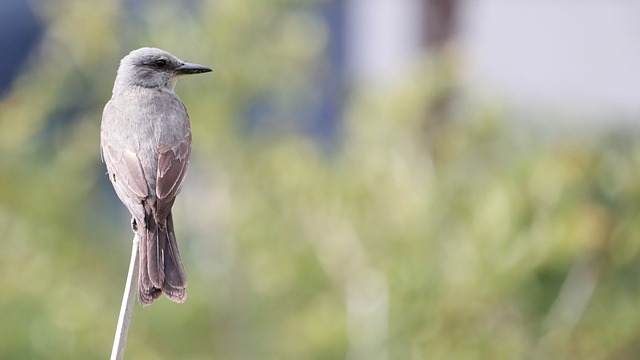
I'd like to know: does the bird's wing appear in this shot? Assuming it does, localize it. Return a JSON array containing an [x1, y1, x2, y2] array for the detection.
[[102, 142, 149, 221], [155, 131, 191, 220]]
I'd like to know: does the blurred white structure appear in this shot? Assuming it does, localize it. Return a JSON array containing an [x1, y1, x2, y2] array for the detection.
[[345, 0, 640, 125], [462, 0, 640, 124], [346, 0, 424, 84]]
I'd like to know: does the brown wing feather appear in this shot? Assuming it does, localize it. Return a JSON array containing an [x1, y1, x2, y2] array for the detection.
[[102, 143, 149, 221], [155, 133, 191, 220]]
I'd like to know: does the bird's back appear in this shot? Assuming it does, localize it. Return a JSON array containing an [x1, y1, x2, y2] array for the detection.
[[101, 86, 192, 201]]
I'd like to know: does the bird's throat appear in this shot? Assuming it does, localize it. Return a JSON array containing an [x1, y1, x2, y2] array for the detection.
[[166, 77, 178, 91]]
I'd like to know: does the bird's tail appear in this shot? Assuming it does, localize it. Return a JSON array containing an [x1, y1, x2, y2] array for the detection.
[[138, 212, 187, 306]]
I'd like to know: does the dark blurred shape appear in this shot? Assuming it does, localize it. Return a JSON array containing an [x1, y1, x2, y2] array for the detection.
[[313, 0, 346, 144], [0, 0, 43, 97], [422, 0, 459, 132], [424, 0, 458, 50]]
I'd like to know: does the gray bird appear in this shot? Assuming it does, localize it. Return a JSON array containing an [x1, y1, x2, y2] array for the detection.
[[101, 47, 211, 306]]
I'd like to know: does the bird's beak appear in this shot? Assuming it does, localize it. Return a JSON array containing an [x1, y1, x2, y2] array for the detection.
[[176, 62, 212, 75]]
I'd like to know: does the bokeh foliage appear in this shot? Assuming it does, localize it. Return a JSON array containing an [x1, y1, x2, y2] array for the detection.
[[2, 0, 640, 359]]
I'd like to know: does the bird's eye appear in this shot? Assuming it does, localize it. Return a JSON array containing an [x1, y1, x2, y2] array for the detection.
[[155, 59, 167, 68]]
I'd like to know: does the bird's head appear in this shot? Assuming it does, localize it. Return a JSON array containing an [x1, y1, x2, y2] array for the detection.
[[114, 47, 211, 91]]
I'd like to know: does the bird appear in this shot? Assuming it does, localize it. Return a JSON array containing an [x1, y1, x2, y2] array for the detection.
[[101, 47, 211, 306]]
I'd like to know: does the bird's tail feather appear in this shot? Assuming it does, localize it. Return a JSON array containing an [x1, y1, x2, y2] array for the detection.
[[138, 213, 187, 306]]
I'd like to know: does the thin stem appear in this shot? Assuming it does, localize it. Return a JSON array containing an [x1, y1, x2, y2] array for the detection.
[[110, 234, 139, 360]]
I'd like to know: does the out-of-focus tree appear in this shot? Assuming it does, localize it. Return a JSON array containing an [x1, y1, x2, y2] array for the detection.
[[2, 0, 640, 359]]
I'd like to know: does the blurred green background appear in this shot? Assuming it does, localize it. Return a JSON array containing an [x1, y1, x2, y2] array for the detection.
[[2, 0, 640, 359]]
